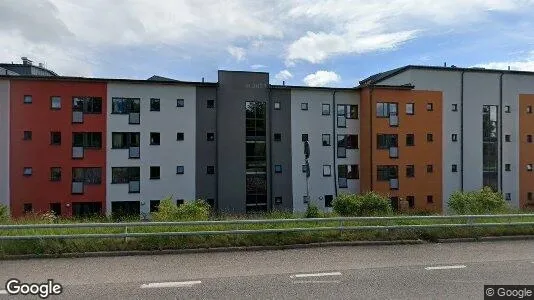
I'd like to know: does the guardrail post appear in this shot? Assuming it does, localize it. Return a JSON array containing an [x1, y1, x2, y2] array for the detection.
[[467, 216, 474, 238], [339, 220, 344, 237], [125, 225, 128, 243]]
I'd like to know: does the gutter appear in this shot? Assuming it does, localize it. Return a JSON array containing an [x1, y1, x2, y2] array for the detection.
[[332, 90, 338, 197], [268, 87, 273, 211], [370, 86, 375, 191], [499, 73, 504, 192], [460, 72, 465, 191]]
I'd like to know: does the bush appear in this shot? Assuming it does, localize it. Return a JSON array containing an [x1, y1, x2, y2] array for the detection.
[[0, 204, 8, 223], [333, 192, 392, 216], [305, 203, 321, 218], [448, 186, 509, 215], [152, 197, 210, 221]]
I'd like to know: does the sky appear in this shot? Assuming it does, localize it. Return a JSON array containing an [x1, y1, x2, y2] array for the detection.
[[2, 0, 534, 87]]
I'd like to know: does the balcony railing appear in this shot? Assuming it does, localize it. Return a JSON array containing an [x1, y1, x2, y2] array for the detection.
[[72, 147, 84, 159], [71, 182, 84, 194], [129, 147, 140, 159], [389, 115, 398, 127], [129, 180, 140, 193], [129, 112, 140, 124], [389, 178, 399, 190], [389, 146, 399, 158], [72, 111, 83, 123]]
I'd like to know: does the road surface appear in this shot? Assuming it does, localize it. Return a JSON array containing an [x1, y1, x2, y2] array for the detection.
[[0, 240, 533, 299]]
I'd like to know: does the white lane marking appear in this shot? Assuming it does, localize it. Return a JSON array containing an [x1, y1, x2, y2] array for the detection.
[[140, 281, 201, 289], [425, 265, 466, 270], [290, 272, 342, 278], [292, 280, 341, 284], [0, 290, 7, 295]]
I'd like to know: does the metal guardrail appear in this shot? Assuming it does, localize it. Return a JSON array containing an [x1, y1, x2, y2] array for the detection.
[[0, 214, 533, 241]]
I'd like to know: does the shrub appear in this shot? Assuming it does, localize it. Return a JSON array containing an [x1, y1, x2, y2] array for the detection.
[[152, 197, 210, 221], [305, 203, 321, 218], [448, 186, 509, 215], [0, 204, 8, 223], [333, 192, 392, 216]]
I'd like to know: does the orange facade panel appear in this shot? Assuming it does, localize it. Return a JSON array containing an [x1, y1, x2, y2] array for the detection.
[[519, 95, 534, 210]]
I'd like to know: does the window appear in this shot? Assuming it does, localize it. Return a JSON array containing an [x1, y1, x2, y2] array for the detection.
[[407, 196, 415, 209], [505, 134, 511, 142], [176, 166, 184, 174], [324, 195, 333, 208], [452, 164, 458, 172], [274, 165, 282, 173], [50, 167, 61, 181], [483, 105, 499, 191], [427, 164, 433, 173], [452, 104, 458, 112], [111, 167, 139, 184], [527, 164, 533, 172], [427, 133, 433, 142], [338, 165, 359, 187], [406, 103, 414, 115], [323, 165, 331, 177], [245, 101, 267, 213], [322, 103, 330, 115], [406, 165, 415, 177], [337, 105, 346, 127], [150, 132, 160, 145], [303, 195, 310, 204], [150, 200, 160, 213], [51, 96, 61, 109], [528, 135, 533, 143], [406, 134, 415, 146], [73, 97, 102, 113], [528, 105, 533, 114], [176, 99, 184, 107], [73, 132, 102, 148], [23, 167, 32, 176], [207, 166, 215, 174], [177, 132, 184, 141], [301, 134, 308, 142], [111, 132, 140, 149], [347, 105, 358, 119], [505, 164, 511, 171], [426, 103, 433, 111], [150, 98, 160, 111], [301, 103, 308, 110], [347, 165, 359, 179], [176, 199, 185, 206], [23, 95, 32, 104], [274, 133, 281, 141], [50, 132, 61, 145], [337, 134, 358, 150], [302, 164, 308, 173], [23, 131, 32, 140], [73, 167, 102, 184], [322, 134, 331, 146], [528, 192, 533, 201], [274, 102, 281, 110], [337, 135, 346, 158], [505, 105, 511, 113], [207, 99, 215, 108], [150, 166, 160, 180], [427, 195, 434, 204], [377, 134, 398, 149], [111, 97, 140, 114], [207, 132, 215, 141], [376, 102, 398, 117], [452, 134, 458, 142], [23, 203, 32, 213], [377, 165, 397, 181], [274, 197, 282, 204], [505, 193, 511, 201]]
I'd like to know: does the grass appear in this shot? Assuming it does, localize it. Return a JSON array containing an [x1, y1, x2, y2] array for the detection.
[[1, 212, 534, 257]]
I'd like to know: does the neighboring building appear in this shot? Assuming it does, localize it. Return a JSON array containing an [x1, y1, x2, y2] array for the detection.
[[1, 64, 534, 218], [0, 57, 58, 77]]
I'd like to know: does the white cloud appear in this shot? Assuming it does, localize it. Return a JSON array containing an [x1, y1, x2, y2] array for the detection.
[[275, 69, 293, 82], [303, 70, 340, 87], [227, 46, 246, 61], [250, 64, 267, 69], [473, 51, 534, 71]]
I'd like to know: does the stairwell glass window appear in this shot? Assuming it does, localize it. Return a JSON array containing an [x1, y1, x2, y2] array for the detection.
[[301, 103, 308, 110], [274, 165, 282, 173], [50, 167, 61, 181], [176, 99, 184, 107], [50, 96, 61, 109], [406, 103, 414, 115], [322, 134, 331, 146], [505, 164, 511, 171], [322, 104, 330, 115], [150, 98, 160, 111]]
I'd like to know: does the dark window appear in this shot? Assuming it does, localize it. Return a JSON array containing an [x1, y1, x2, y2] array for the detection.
[[347, 105, 358, 119], [527, 106, 532, 114], [23, 203, 32, 213], [376, 102, 398, 117], [406, 134, 415, 146], [406, 165, 415, 177], [527, 164, 533, 172], [347, 165, 359, 179], [483, 105, 499, 191], [452, 104, 458, 111], [274, 102, 281, 110], [176, 166, 184, 174], [207, 198, 215, 208], [176, 99, 184, 107], [324, 195, 334, 208], [50, 167, 61, 181], [274, 133, 281, 141], [452, 164, 458, 172], [528, 192, 533, 201], [73, 132, 102, 148], [274, 197, 282, 204], [452, 134, 458, 142], [322, 104, 330, 115], [528, 135, 532, 143], [245, 101, 267, 213], [505, 193, 511, 201], [406, 103, 414, 115], [427, 133, 433, 142], [347, 135, 358, 149], [427, 164, 433, 173], [50, 132, 61, 145], [23, 131, 32, 140], [426, 103, 433, 111], [505, 164, 511, 171], [322, 134, 331, 146], [111, 97, 140, 114], [150, 200, 160, 213], [407, 196, 415, 208], [111, 132, 140, 149], [23, 167, 32, 176], [150, 166, 160, 179], [207, 132, 215, 141], [150, 98, 160, 111], [73, 97, 102, 113], [427, 195, 434, 204], [505, 134, 511, 142], [49, 203, 61, 216], [274, 165, 282, 173], [51, 96, 61, 109], [377, 165, 398, 181], [505, 105, 511, 113], [338, 165, 358, 187], [301, 134, 308, 142], [301, 103, 308, 110], [150, 132, 160, 145], [323, 165, 331, 176], [337, 135, 347, 158], [337, 104, 346, 127], [207, 99, 215, 108], [111, 167, 140, 184], [73, 167, 102, 184], [177, 132, 184, 141], [377, 134, 398, 149], [207, 166, 215, 175], [23, 95, 32, 104]]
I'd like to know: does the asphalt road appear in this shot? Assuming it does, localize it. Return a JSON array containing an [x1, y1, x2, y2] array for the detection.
[[0, 240, 533, 299]]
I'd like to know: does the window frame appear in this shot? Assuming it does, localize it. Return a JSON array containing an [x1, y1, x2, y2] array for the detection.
[[23, 131, 32, 141], [176, 99, 185, 107], [23, 95, 32, 104], [426, 103, 433, 111], [452, 134, 458, 142], [406, 134, 415, 146], [150, 98, 160, 111], [322, 103, 330, 115], [176, 132, 184, 141], [406, 165, 415, 178], [452, 164, 458, 172], [207, 132, 215, 141], [505, 134, 511, 142], [207, 99, 215, 109], [111, 167, 140, 184], [50, 96, 61, 110], [274, 101, 281, 110], [274, 133, 281, 142], [50, 131, 61, 145], [150, 132, 160, 145], [72, 167, 102, 184], [149, 166, 161, 180], [505, 105, 511, 113], [322, 134, 331, 146], [207, 165, 215, 175], [176, 165, 185, 174], [73, 97, 102, 114], [323, 165, 331, 177], [23, 167, 33, 176], [301, 134, 308, 142], [427, 164, 434, 173], [505, 164, 511, 172], [427, 133, 433, 142], [50, 167, 61, 181], [301, 102, 308, 111], [274, 165, 282, 174], [452, 104, 458, 112], [406, 103, 414, 115]]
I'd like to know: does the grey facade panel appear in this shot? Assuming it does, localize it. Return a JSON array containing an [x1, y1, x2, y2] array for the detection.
[[196, 86, 217, 205], [270, 89, 293, 211], [217, 71, 269, 213]]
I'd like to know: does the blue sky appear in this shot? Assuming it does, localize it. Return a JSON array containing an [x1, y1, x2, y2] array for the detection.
[[2, 0, 534, 87]]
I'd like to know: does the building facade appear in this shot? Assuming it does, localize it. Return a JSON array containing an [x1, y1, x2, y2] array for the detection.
[[1, 65, 534, 218]]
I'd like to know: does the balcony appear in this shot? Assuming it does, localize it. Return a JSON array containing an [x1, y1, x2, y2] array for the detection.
[[389, 146, 398, 158], [389, 178, 399, 190], [129, 112, 140, 124], [128, 180, 140, 193], [129, 147, 140, 159], [389, 115, 398, 127], [72, 111, 83, 123], [72, 146, 84, 159], [71, 181, 84, 194]]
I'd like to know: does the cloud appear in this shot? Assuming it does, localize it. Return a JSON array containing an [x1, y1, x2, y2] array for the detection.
[[250, 64, 267, 69], [274, 70, 293, 82], [473, 51, 534, 71], [303, 70, 340, 87], [227, 46, 246, 61]]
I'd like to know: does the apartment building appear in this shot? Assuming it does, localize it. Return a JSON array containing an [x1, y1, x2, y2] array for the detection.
[[1, 64, 534, 218]]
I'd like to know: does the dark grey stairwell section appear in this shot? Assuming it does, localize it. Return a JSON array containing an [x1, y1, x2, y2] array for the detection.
[[196, 86, 217, 207]]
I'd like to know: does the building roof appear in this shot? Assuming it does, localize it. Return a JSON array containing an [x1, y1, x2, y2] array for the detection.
[[0, 74, 218, 86], [0, 63, 58, 76], [147, 75, 180, 82]]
